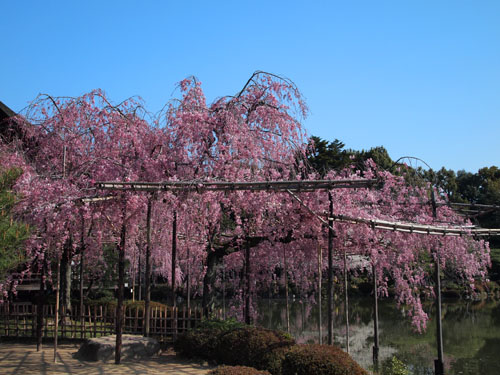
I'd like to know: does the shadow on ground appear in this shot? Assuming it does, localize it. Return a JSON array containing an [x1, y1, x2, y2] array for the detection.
[[0, 342, 213, 375]]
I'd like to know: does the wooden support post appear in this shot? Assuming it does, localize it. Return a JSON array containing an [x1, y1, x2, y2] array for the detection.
[[434, 254, 444, 375], [186, 247, 191, 310], [171, 210, 177, 307], [93, 305, 97, 337], [372, 263, 379, 367], [80, 302, 85, 340], [245, 243, 251, 325], [343, 248, 349, 353], [173, 306, 178, 341], [138, 253, 142, 301], [36, 260, 46, 352], [54, 258, 61, 363], [115, 221, 126, 364], [318, 245, 323, 344], [327, 192, 334, 345], [144, 197, 153, 337], [132, 264, 136, 302], [222, 260, 226, 320], [284, 246, 290, 333], [79, 214, 85, 326], [171, 211, 178, 339]]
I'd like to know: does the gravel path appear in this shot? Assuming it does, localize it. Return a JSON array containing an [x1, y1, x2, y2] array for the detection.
[[0, 342, 214, 375]]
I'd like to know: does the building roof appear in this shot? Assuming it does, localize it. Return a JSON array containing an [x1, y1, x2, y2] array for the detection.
[[0, 101, 30, 144], [0, 101, 16, 120]]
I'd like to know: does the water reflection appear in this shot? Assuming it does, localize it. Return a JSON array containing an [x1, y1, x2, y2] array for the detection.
[[255, 298, 500, 375]]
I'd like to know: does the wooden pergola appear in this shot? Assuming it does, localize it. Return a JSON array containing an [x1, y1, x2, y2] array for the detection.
[[94, 177, 500, 374], [93, 178, 377, 363]]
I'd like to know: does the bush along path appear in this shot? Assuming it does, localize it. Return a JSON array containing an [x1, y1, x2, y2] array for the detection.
[[174, 319, 368, 375]]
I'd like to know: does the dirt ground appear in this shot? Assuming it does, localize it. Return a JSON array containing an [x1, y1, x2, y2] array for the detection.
[[0, 342, 214, 375]]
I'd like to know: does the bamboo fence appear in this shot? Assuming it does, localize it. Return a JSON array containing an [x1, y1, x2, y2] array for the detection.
[[0, 302, 218, 342]]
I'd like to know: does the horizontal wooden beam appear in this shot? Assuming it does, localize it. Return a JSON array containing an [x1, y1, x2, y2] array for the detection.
[[447, 202, 500, 210], [95, 179, 377, 192], [78, 196, 117, 204], [328, 214, 500, 237]]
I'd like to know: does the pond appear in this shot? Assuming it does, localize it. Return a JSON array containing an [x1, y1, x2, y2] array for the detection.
[[254, 297, 500, 375]]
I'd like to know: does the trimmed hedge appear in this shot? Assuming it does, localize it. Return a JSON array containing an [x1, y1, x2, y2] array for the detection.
[[174, 319, 246, 360], [175, 322, 294, 374], [209, 365, 271, 375], [174, 328, 219, 359], [175, 320, 367, 375], [282, 344, 368, 375], [216, 327, 295, 374]]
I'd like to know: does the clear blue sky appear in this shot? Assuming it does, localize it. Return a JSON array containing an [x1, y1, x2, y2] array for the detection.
[[2, 1, 499, 172]]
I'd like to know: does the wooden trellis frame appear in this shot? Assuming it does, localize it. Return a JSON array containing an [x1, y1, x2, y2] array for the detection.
[[93, 178, 377, 362], [95, 177, 500, 370]]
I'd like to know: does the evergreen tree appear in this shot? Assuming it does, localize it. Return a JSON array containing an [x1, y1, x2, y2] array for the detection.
[[0, 168, 29, 281]]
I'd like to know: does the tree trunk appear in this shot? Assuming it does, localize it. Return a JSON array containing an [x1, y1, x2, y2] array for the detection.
[[202, 247, 218, 317], [60, 239, 72, 319], [201, 234, 270, 317]]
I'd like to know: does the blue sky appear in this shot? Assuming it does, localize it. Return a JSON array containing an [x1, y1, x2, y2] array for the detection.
[[2, 1, 499, 172]]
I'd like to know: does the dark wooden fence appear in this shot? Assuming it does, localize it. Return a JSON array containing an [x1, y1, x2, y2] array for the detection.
[[0, 302, 221, 342]]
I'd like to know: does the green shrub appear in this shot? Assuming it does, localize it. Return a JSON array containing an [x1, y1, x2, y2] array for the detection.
[[209, 365, 271, 375], [85, 296, 116, 306], [174, 319, 246, 360], [381, 356, 409, 375], [175, 322, 294, 374], [175, 328, 219, 359], [282, 344, 367, 375], [85, 288, 114, 301], [259, 346, 290, 375], [196, 318, 247, 331], [215, 327, 295, 374]]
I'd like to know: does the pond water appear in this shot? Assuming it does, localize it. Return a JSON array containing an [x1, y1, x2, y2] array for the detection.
[[254, 297, 500, 375]]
